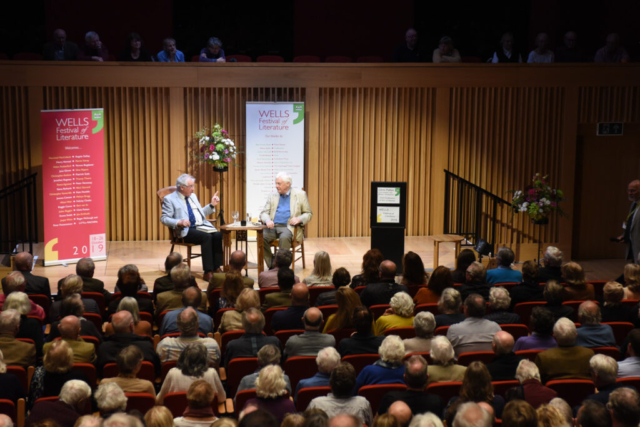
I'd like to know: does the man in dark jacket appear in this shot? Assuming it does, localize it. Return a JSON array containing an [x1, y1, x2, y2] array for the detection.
[[487, 331, 523, 381], [1, 251, 51, 301], [338, 306, 385, 357], [56, 257, 110, 303], [42, 29, 79, 61], [360, 261, 408, 307], [271, 283, 309, 333]]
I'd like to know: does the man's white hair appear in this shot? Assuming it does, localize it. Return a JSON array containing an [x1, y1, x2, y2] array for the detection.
[[379, 335, 405, 364], [409, 413, 444, 427], [3, 292, 30, 315], [316, 347, 341, 374], [390, 292, 415, 317], [488, 287, 511, 311], [102, 413, 143, 427], [276, 171, 292, 185], [95, 382, 127, 412], [430, 336, 455, 366], [0, 310, 20, 334], [544, 246, 564, 267], [85, 31, 99, 43], [515, 359, 541, 382], [553, 317, 577, 346], [60, 380, 92, 406], [413, 311, 436, 338], [176, 173, 195, 188], [0, 414, 13, 427], [590, 354, 618, 384], [452, 402, 492, 427]]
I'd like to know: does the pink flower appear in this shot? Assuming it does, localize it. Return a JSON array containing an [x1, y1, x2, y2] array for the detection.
[[204, 153, 209, 159], [224, 157, 230, 163], [528, 189, 536, 195], [200, 145, 206, 152], [224, 149, 229, 154], [209, 145, 215, 151], [221, 129, 228, 134], [551, 202, 557, 207]]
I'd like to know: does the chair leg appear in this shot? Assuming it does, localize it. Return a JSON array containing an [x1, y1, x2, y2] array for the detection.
[[300, 239, 306, 269], [291, 241, 296, 271], [186, 246, 191, 267], [170, 244, 175, 255]]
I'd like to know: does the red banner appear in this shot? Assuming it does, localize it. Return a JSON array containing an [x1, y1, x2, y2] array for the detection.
[[41, 109, 106, 266]]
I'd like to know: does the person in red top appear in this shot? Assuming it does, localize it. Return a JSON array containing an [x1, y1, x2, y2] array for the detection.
[[513, 359, 557, 408], [0, 271, 45, 320]]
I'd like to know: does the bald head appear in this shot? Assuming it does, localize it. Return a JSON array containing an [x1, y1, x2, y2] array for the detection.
[[3, 271, 25, 294], [578, 301, 601, 325], [493, 331, 515, 355], [330, 414, 361, 427], [380, 260, 397, 280], [182, 286, 202, 308], [453, 402, 492, 427], [389, 401, 412, 427], [112, 310, 134, 334], [303, 307, 323, 330], [59, 315, 81, 339], [0, 414, 13, 427], [14, 252, 33, 272], [291, 283, 309, 306], [230, 251, 246, 271]]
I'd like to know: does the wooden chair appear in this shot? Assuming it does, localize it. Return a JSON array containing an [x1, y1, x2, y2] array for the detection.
[[157, 186, 202, 268], [269, 224, 306, 270]]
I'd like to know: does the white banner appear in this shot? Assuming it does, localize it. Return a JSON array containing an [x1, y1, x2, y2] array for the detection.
[[245, 102, 305, 225]]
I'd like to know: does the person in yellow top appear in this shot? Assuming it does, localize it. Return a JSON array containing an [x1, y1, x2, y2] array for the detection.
[[374, 292, 415, 336]]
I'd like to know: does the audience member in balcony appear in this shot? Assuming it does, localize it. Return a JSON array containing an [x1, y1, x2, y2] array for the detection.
[[156, 307, 221, 367], [355, 335, 406, 392], [0, 251, 51, 300], [243, 364, 296, 424], [50, 274, 100, 322], [484, 287, 522, 325], [157, 38, 185, 62], [393, 28, 424, 63], [618, 329, 640, 379], [4, 292, 44, 357], [156, 264, 205, 317], [47, 295, 101, 344], [543, 281, 575, 321], [527, 33, 554, 63], [351, 249, 385, 289], [619, 180, 640, 263], [401, 252, 428, 289], [434, 287, 465, 327], [236, 344, 292, 399], [209, 250, 254, 291], [360, 261, 408, 308], [608, 387, 640, 427], [0, 349, 26, 404], [29, 339, 89, 402], [114, 263, 148, 293], [219, 288, 260, 334], [403, 311, 436, 354], [486, 248, 522, 285], [117, 33, 153, 62], [427, 336, 467, 383], [509, 261, 545, 310], [26, 380, 92, 427], [337, 306, 385, 357], [594, 33, 630, 63], [0, 309, 35, 368], [538, 246, 564, 284], [323, 286, 361, 332], [601, 281, 637, 324], [262, 268, 297, 311], [100, 345, 155, 396], [304, 251, 333, 287], [157, 342, 225, 404], [513, 307, 557, 351], [510, 360, 557, 408], [375, 292, 415, 335], [295, 347, 341, 401], [459, 262, 491, 300], [316, 267, 352, 307], [414, 266, 453, 305], [486, 331, 522, 381], [491, 32, 522, 63], [451, 249, 476, 284], [622, 264, 640, 300], [284, 307, 335, 359], [575, 301, 616, 348], [432, 36, 461, 63], [154, 252, 198, 299], [224, 308, 281, 368], [534, 317, 594, 383], [158, 287, 214, 336], [449, 361, 505, 419], [447, 293, 501, 357], [378, 354, 443, 417], [271, 283, 309, 333], [1, 271, 45, 320], [562, 262, 595, 301], [200, 37, 226, 63], [585, 354, 627, 406], [54, 257, 110, 303], [259, 249, 301, 288], [556, 31, 589, 63], [105, 297, 152, 338], [43, 315, 96, 364], [173, 380, 219, 426], [42, 29, 79, 61], [78, 31, 109, 61]]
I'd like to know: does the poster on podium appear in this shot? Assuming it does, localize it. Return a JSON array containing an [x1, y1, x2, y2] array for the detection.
[[41, 109, 106, 266]]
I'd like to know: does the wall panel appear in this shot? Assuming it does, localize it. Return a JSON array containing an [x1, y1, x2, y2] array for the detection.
[[578, 86, 640, 123]]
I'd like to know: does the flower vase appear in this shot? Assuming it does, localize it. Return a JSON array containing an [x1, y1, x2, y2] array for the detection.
[[213, 165, 228, 173], [532, 217, 549, 225]]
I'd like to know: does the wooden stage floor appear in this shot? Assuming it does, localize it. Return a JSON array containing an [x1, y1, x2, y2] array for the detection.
[[24, 236, 628, 293]]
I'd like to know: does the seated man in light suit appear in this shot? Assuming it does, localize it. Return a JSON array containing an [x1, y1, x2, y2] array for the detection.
[[260, 171, 312, 269], [161, 174, 223, 282]]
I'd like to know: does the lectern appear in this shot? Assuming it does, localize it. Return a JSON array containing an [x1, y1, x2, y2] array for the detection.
[[370, 182, 407, 274]]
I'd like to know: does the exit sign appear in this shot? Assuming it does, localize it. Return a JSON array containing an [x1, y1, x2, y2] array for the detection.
[[597, 122, 624, 136]]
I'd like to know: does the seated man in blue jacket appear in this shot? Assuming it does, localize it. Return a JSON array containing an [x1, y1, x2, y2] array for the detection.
[[486, 247, 522, 284]]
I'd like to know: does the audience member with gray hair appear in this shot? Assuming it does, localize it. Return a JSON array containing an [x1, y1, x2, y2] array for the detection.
[[43, 315, 96, 364], [452, 402, 492, 427], [78, 30, 109, 61], [618, 329, 640, 379], [1, 271, 46, 320], [511, 359, 557, 408], [105, 296, 153, 337], [95, 382, 127, 418], [1, 251, 50, 300], [0, 349, 26, 404], [434, 287, 465, 327], [219, 288, 261, 334], [575, 301, 616, 348], [486, 331, 522, 381], [103, 413, 143, 427], [3, 291, 44, 357], [585, 354, 625, 406], [447, 293, 501, 357], [375, 292, 415, 335], [484, 286, 522, 324], [539, 246, 564, 283], [99, 345, 156, 396], [157, 37, 185, 62], [547, 398, 573, 426], [608, 387, 640, 427], [403, 311, 436, 354], [459, 263, 491, 300], [295, 347, 341, 400], [428, 336, 467, 383], [26, 379, 92, 427], [408, 413, 443, 427], [0, 309, 35, 368], [283, 307, 335, 359], [486, 247, 522, 284], [355, 335, 406, 392], [535, 317, 594, 383], [432, 36, 461, 63], [200, 36, 226, 62], [236, 344, 293, 399], [224, 307, 281, 368]]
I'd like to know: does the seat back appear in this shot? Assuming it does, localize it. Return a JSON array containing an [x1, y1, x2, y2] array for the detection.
[[264, 307, 288, 335], [125, 393, 156, 413], [80, 335, 100, 352], [435, 326, 450, 336], [563, 300, 598, 312], [296, 386, 331, 411], [426, 381, 463, 405], [589, 281, 607, 298], [356, 56, 383, 63], [358, 384, 407, 414], [326, 328, 356, 345], [405, 285, 425, 297], [275, 330, 304, 348], [383, 327, 416, 339], [208, 289, 222, 314], [603, 322, 635, 346], [325, 56, 352, 63], [140, 311, 154, 324], [617, 377, 640, 389], [341, 354, 379, 375], [29, 294, 51, 321], [492, 380, 520, 397], [354, 286, 366, 295], [215, 307, 235, 329], [0, 399, 16, 422], [500, 324, 530, 341], [81, 292, 106, 316], [72, 363, 97, 388], [235, 389, 257, 413], [157, 310, 171, 328], [513, 302, 547, 327], [6, 366, 28, 392], [369, 304, 390, 320], [221, 330, 246, 355], [309, 286, 335, 306], [258, 288, 279, 304], [318, 305, 339, 320], [494, 282, 520, 290], [83, 312, 103, 332], [293, 55, 321, 63], [162, 360, 178, 381], [227, 54, 252, 62], [592, 347, 621, 360], [164, 392, 220, 417], [256, 55, 284, 62], [103, 361, 155, 382], [414, 303, 439, 316], [546, 380, 595, 407], [515, 349, 544, 362], [621, 299, 640, 308], [457, 351, 495, 366], [227, 357, 259, 396], [283, 356, 318, 392]]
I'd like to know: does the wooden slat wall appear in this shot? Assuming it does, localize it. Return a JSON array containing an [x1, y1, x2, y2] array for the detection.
[[0, 86, 30, 188], [578, 86, 640, 123]]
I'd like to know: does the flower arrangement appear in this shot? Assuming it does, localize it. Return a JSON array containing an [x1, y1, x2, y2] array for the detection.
[[509, 173, 565, 223], [194, 124, 239, 170]]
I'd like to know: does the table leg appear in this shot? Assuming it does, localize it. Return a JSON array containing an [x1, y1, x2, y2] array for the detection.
[[433, 241, 440, 269], [454, 242, 461, 268], [222, 230, 232, 272], [257, 230, 264, 275]]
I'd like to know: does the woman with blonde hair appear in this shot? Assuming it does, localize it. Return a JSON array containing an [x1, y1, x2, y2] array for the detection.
[[105, 297, 152, 337], [434, 287, 465, 327], [144, 406, 174, 427], [602, 281, 637, 323], [561, 262, 594, 301], [623, 263, 640, 300], [243, 364, 296, 423], [374, 292, 415, 335], [535, 404, 570, 427], [219, 288, 260, 334], [323, 287, 363, 332], [304, 251, 333, 287]]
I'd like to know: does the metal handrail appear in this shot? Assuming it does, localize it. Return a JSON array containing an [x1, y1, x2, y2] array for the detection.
[[0, 173, 38, 254]]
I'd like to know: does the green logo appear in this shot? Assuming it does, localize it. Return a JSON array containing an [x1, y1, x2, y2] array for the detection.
[[395, 188, 400, 196], [91, 110, 103, 134], [293, 103, 304, 125]]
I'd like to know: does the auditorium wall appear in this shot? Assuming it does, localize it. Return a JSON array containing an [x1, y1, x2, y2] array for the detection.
[[1, 62, 639, 260]]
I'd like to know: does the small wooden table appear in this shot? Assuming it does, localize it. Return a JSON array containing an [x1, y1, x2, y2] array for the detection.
[[432, 234, 465, 268], [220, 224, 267, 275]]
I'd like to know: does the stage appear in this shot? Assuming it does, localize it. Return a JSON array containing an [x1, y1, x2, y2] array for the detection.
[[11, 236, 629, 293]]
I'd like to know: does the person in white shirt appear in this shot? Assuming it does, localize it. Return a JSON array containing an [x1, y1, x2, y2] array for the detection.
[[491, 32, 522, 63], [527, 33, 554, 63]]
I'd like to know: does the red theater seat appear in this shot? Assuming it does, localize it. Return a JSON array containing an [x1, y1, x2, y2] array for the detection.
[[293, 55, 321, 63], [257, 55, 284, 62], [296, 386, 331, 411], [545, 380, 595, 407], [325, 56, 352, 63], [358, 384, 407, 414], [356, 56, 383, 63], [227, 54, 252, 62], [283, 356, 318, 392]]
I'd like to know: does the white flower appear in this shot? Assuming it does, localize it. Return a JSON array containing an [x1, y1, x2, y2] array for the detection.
[[199, 137, 207, 145], [522, 202, 529, 208], [212, 153, 220, 160], [544, 200, 551, 205], [519, 206, 528, 212]]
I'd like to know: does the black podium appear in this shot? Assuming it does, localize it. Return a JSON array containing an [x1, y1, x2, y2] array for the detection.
[[370, 182, 407, 274]]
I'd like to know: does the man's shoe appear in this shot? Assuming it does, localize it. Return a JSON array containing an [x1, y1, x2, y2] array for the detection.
[[203, 272, 213, 282], [214, 268, 223, 273]]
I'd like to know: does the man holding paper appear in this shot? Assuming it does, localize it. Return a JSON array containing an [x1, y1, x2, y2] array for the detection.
[[161, 173, 223, 281], [260, 172, 313, 269]]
